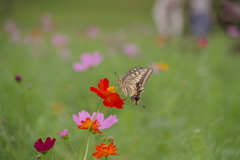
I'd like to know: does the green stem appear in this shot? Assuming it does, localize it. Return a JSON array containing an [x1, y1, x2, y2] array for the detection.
[[67, 139, 78, 158], [82, 104, 103, 160], [105, 156, 108, 160], [51, 148, 53, 160]]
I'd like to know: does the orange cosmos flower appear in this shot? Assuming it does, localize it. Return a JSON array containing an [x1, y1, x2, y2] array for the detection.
[[92, 142, 119, 159], [90, 78, 126, 109]]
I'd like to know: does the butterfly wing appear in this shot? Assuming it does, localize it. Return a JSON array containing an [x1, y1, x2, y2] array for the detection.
[[118, 67, 153, 97]]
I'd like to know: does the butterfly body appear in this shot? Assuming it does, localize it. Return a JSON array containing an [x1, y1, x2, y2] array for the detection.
[[117, 67, 153, 106]]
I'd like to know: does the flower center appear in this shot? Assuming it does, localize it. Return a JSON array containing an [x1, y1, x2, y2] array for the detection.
[[107, 86, 115, 93]]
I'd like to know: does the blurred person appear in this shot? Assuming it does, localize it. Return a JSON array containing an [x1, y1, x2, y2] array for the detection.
[[152, 0, 185, 46], [189, 0, 212, 37]]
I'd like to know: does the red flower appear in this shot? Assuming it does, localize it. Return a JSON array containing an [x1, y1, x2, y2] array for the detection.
[[34, 137, 56, 154], [90, 78, 126, 109], [92, 142, 119, 159]]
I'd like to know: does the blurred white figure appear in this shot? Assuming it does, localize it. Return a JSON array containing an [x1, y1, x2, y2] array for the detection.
[[189, 0, 212, 37], [152, 0, 185, 44]]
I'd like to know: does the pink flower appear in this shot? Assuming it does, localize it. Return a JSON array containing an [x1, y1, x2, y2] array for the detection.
[[4, 20, 21, 42], [40, 13, 54, 32], [226, 25, 240, 38], [72, 51, 104, 72], [51, 34, 69, 48], [72, 110, 118, 133], [86, 26, 100, 38], [58, 130, 69, 140], [121, 43, 139, 56]]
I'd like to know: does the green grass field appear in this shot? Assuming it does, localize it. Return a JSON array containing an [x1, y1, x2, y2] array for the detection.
[[1, 0, 240, 160]]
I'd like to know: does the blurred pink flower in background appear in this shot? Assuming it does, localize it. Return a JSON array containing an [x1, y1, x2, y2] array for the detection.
[[40, 13, 54, 32], [121, 43, 139, 56], [86, 26, 100, 38], [197, 37, 208, 48], [226, 25, 240, 38], [58, 130, 69, 140], [51, 34, 69, 49], [3, 20, 21, 42], [73, 51, 104, 72], [58, 48, 71, 60]]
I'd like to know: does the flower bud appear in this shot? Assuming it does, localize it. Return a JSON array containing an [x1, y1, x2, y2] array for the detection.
[[15, 75, 22, 82], [58, 130, 69, 140]]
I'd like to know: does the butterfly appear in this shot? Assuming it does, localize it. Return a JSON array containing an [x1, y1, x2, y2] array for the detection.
[[117, 67, 153, 107]]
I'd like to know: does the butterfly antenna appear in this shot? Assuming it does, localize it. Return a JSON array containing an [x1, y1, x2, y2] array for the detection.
[[140, 101, 146, 108], [114, 72, 119, 79]]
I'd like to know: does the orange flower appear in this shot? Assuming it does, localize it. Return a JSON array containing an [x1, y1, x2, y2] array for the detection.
[[78, 118, 102, 134], [92, 142, 119, 159], [90, 78, 126, 109]]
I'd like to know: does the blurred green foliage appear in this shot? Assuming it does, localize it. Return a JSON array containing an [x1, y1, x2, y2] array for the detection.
[[0, 0, 240, 160]]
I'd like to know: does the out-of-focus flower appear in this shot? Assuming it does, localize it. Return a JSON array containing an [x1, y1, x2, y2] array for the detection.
[[86, 26, 100, 38], [102, 136, 115, 143], [4, 20, 21, 42], [156, 35, 167, 47], [34, 137, 56, 154], [72, 110, 118, 134], [150, 62, 169, 73], [72, 51, 104, 72], [15, 75, 22, 82], [58, 130, 69, 140], [121, 43, 139, 56], [51, 34, 69, 49], [226, 25, 240, 38], [197, 37, 208, 48], [90, 78, 125, 109], [92, 142, 119, 159], [40, 13, 54, 32], [52, 102, 64, 115]]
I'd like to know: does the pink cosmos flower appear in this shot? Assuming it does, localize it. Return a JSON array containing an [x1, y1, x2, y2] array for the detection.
[[121, 43, 139, 56], [34, 137, 56, 154], [226, 25, 240, 38], [58, 130, 69, 140], [72, 110, 118, 133], [86, 26, 100, 38], [40, 13, 54, 32], [72, 51, 104, 72], [4, 20, 21, 42], [51, 34, 69, 48]]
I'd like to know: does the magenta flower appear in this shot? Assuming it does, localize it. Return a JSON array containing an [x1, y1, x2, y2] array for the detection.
[[15, 75, 22, 82], [72, 51, 104, 72], [34, 137, 56, 154], [72, 110, 118, 133], [86, 26, 100, 38], [198, 37, 208, 48], [226, 25, 240, 38], [121, 43, 139, 56], [58, 130, 69, 140]]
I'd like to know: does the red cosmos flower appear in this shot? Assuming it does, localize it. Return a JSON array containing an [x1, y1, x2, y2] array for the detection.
[[34, 137, 56, 154], [90, 78, 126, 109], [92, 142, 119, 159]]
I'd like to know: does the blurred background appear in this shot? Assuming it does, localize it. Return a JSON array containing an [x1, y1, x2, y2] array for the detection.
[[1, 0, 240, 159]]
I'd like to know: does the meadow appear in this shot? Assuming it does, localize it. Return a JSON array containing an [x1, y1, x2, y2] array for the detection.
[[1, 0, 240, 160]]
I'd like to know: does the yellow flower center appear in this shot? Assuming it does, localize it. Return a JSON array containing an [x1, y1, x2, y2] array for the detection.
[[107, 86, 115, 93]]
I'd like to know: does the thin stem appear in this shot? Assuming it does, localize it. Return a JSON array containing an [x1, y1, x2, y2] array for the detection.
[[82, 104, 103, 160], [105, 156, 108, 160], [67, 139, 78, 158], [51, 148, 54, 160]]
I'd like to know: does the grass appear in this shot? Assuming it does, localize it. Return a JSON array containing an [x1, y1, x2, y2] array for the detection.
[[1, 0, 240, 160]]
